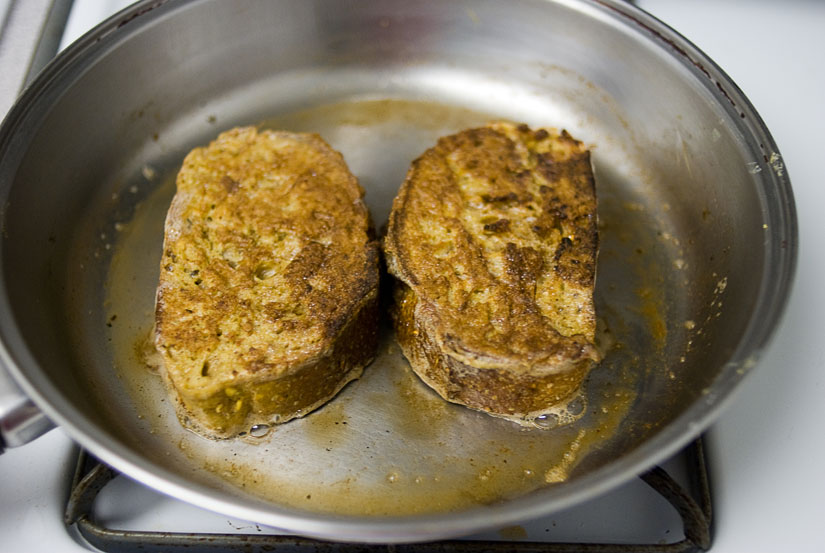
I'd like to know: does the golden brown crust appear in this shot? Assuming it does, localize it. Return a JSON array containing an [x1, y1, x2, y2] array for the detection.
[[154, 127, 379, 438], [392, 283, 589, 419], [384, 122, 599, 424], [169, 289, 379, 438]]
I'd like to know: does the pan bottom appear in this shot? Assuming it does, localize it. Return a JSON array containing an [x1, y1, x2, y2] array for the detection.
[[99, 97, 679, 517]]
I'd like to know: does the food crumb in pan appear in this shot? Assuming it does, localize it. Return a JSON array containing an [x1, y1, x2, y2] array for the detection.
[[498, 525, 528, 540], [141, 165, 157, 181], [622, 201, 645, 212], [768, 152, 785, 177]]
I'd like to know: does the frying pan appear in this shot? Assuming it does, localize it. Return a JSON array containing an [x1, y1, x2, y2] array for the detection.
[[0, 0, 796, 543]]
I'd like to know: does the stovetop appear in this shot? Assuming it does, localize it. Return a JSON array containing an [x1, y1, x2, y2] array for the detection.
[[1, 1, 824, 552]]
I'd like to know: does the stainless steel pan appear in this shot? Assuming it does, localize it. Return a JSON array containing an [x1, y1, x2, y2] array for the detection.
[[0, 0, 796, 543]]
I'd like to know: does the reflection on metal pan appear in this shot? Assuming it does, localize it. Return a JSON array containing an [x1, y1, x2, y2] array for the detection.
[[0, 0, 796, 543]]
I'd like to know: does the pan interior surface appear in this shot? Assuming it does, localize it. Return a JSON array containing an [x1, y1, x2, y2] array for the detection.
[[0, 0, 792, 542], [103, 96, 650, 519]]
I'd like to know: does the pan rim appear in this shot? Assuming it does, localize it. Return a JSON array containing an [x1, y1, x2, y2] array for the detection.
[[0, 0, 797, 542]]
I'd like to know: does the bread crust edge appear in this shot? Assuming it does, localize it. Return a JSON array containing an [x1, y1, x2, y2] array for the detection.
[[391, 282, 591, 427], [154, 285, 379, 440]]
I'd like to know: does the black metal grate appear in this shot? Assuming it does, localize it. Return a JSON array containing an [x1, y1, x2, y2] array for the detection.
[[64, 438, 712, 553]]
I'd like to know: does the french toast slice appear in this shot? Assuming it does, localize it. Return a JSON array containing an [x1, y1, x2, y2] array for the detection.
[[154, 127, 379, 439], [384, 122, 600, 427]]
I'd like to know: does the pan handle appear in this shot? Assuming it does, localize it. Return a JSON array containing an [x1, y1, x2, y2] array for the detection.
[[0, 0, 68, 454], [0, 365, 54, 454]]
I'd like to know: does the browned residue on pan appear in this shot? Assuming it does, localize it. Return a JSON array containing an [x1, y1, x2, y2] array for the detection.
[[102, 99, 686, 517]]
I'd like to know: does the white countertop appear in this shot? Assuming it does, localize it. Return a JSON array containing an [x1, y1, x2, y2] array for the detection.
[[645, 2, 825, 552], [1, 1, 824, 551]]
